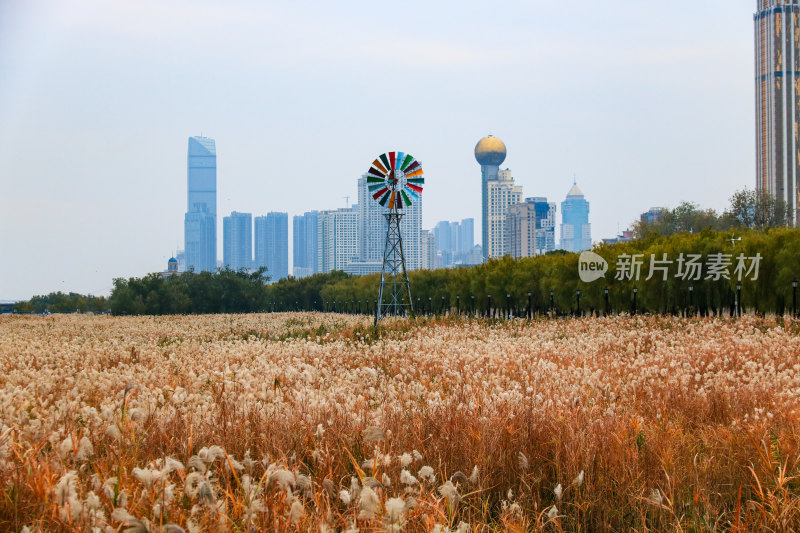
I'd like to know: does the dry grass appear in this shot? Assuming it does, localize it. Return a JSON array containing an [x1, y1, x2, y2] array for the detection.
[[1, 313, 799, 532]]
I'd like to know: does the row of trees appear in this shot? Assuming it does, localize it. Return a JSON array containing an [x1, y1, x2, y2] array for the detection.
[[78, 227, 800, 317], [13, 292, 108, 314], [633, 188, 793, 237]]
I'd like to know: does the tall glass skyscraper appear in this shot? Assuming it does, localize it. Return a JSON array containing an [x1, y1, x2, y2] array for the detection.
[[475, 135, 507, 260], [293, 211, 319, 278], [560, 182, 591, 253], [184, 136, 217, 272], [254, 212, 288, 282], [755, 0, 800, 223], [223, 211, 252, 271]]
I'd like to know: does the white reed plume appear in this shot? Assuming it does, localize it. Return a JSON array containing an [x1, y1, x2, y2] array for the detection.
[[358, 485, 380, 520], [650, 488, 663, 507], [554, 483, 563, 501], [362, 426, 386, 444], [383, 497, 406, 533], [547, 505, 559, 520], [339, 489, 351, 505], [418, 465, 435, 483], [572, 470, 584, 487], [469, 465, 479, 484], [399, 453, 412, 467], [517, 451, 529, 471], [438, 480, 461, 510], [400, 469, 418, 486]]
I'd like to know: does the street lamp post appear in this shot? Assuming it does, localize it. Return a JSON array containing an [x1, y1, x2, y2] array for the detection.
[[456, 295, 460, 315], [632, 286, 638, 316], [487, 294, 493, 318], [506, 293, 511, 318], [736, 281, 742, 317], [576, 289, 581, 317], [688, 283, 693, 317], [550, 289, 554, 315], [793, 278, 798, 318], [604, 287, 609, 316], [470, 294, 475, 316], [527, 292, 532, 319], [441, 295, 446, 316]]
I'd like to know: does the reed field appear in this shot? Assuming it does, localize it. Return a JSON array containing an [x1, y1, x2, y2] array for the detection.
[[1, 313, 799, 532]]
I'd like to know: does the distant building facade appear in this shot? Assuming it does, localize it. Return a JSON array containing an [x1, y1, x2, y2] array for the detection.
[[487, 169, 522, 258], [755, 0, 800, 224], [318, 206, 358, 273], [505, 197, 557, 258], [184, 136, 217, 272], [641, 207, 667, 225], [293, 211, 319, 277], [254, 212, 288, 281], [560, 182, 591, 252], [223, 211, 252, 270], [420, 229, 436, 270]]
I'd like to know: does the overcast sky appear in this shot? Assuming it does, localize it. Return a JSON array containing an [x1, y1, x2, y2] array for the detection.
[[0, 0, 757, 300]]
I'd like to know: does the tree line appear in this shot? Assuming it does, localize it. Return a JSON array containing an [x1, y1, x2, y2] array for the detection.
[[12, 227, 796, 317]]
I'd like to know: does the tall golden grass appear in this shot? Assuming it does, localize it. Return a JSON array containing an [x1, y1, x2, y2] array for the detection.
[[1, 313, 799, 532]]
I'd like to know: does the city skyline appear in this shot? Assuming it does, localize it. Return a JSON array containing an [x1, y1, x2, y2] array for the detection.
[[1, 1, 758, 299]]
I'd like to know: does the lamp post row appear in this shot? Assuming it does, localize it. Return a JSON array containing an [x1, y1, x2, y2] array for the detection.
[[280, 279, 800, 319]]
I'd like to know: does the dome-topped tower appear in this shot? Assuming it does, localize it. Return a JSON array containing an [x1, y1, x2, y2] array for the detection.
[[474, 135, 507, 166]]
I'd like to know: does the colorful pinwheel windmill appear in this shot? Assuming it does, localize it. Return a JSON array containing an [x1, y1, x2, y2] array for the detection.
[[366, 152, 424, 209]]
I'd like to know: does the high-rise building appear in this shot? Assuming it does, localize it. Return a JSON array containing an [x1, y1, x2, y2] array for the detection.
[[505, 197, 556, 258], [318, 206, 358, 273], [184, 136, 217, 272], [356, 176, 422, 270], [641, 207, 667, 225], [475, 135, 507, 260], [433, 221, 453, 253], [755, 0, 800, 223], [487, 169, 522, 258], [459, 218, 474, 252], [293, 211, 319, 278], [420, 230, 436, 270], [254, 212, 288, 281], [560, 182, 591, 252], [223, 211, 252, 270]]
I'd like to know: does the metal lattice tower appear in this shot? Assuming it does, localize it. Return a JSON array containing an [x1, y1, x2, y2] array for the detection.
[[376, 208, 413, 323], [364, 151, 424, 324]]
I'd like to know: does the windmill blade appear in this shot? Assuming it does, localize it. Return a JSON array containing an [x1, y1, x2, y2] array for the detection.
[[401, 190, 412, 206], [405, 168, 424, 178], [404, 161, 420, 173], [400, 154, 414, 171], [389, 152, 397, 171], [366, 175, 385, 183], [372, 187, 389, 200], [379, 153, 391, 172], [367, 167, 386, 178], [406, 183, 423, 193], [378, 190, 390, 206], [372, 159, 388, 174]]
